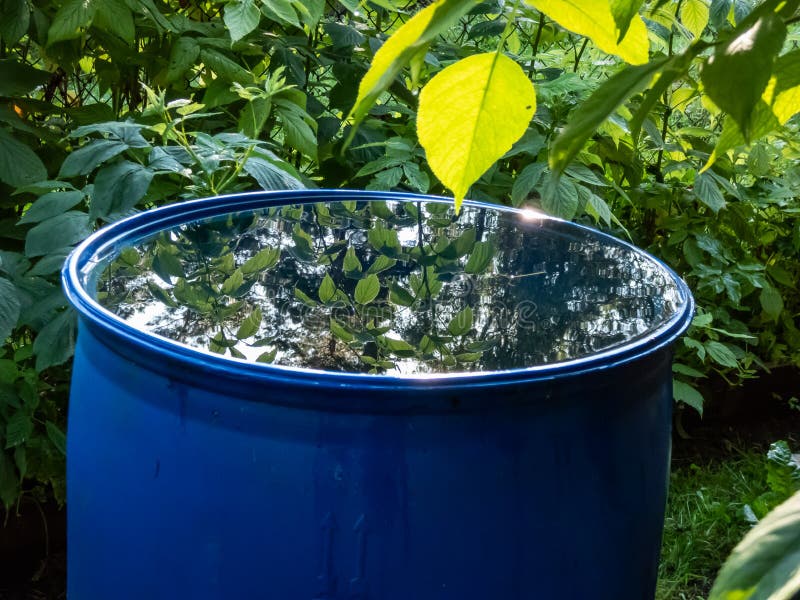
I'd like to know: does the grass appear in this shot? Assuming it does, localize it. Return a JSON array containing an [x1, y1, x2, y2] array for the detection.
[[656, 449, 769, 600]]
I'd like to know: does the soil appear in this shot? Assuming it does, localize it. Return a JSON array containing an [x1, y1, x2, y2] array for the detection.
[[1, 367, 797, 599]]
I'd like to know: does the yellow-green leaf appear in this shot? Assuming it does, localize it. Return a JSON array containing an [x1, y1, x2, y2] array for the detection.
[[417, 52, 536, 211], [703, 49, 800, 170], [526, 0, 649, 65], [348, 0, 477, 131], [680, 0, 709, 39]]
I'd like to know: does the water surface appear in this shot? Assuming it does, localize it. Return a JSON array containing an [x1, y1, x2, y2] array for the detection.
[[97, 200, 681, 374]]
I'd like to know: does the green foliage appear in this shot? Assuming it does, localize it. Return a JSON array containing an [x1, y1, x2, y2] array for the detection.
[[658, 443, 800, 599], [709, 489, 800, 600], [0, 0, 799, 508]]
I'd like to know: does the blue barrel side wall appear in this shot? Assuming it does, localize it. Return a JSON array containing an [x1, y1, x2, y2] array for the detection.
[[68, 322, 673, 600]]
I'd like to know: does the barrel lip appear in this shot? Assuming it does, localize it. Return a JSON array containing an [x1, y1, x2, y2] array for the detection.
[[63, 189, 695, 393]]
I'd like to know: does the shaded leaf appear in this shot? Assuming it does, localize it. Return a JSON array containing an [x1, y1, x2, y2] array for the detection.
[[25, 211, 92, 257], [673, 379, 704, 415], [0, 128, 46, 187], [0, 278, 20, 342]]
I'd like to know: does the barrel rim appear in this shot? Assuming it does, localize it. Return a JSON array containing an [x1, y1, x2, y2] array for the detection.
[[62, 189, 695, 391]]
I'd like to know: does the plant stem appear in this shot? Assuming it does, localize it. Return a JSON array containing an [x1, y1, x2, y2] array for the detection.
[[573, 38, 588, 73]]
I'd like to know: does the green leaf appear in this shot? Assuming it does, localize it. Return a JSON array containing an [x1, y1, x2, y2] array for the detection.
[[0, 60, 50, 96], [0, 128, 46, 187], [25, 211, 92, 257], [680, 0, 709, 39], [318, 273, 336, 303], [511, 162, 547, 206], [200, 48, 254, 85], [384, 336, 415, 357], [48, 0, 96, 45], [221, 269, 244, 294], [540, 175, 579, 219], [464, 241, 494, 274], [766, 441, 800, 499], [243, 155, 304, 191], [610, 0, 643, 42], [354, 274, 380, 305], [343, 246, 363, 275], [18, 191, 84, 225], [91, 161, 153, 219], [0, 451, 18, 509], [165, 37, 201, 84], [59, 139, 129, 177], [418, 52, 536, 211], [92, 0, 134, 43], [447, 306, 473, 336], [241, 247, 280, 274], [673, 379, 704, 415], [528, 0, 649, 64], [329, 319, 354, 342], [706, 340, 739, 368], [550, 57, 668, 173], [324, 22, 364, 48], [45, 421, 66, 455], [293, 286, 317, 307], [5, 411, 33, 449], [0, 0, 31, 46], [760, 284, 784, 320], [239, 97, 271, 139], [708, 491, 800, 600], [224, 0, 260, 42], [260, 0, 300, 27], [0, 278, 20, 343], [367, 255, 396, 275], [256, 348, 277, 363], [701, 13, 786, 140], [33, 309, 76, 371], [693, 172, 726, 213], [389, 282, 415, 307], [275, 101, 318, 160], [236, 307, 262, 339], [348, 0, 477, 131]]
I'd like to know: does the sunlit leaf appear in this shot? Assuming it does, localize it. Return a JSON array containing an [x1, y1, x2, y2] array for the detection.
[[417, 52, 536, 211], [527, 0, 650, 65], [680, 0, 710, 39], [701, 13, 786, 140], [349, 0, 478, 132], [550, 57, 668, 172]]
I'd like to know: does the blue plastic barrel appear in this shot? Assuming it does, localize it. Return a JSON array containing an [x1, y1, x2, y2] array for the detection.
[[63, 191, 693, 599]]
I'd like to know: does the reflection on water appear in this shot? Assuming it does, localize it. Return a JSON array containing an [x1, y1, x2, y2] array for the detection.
[[97, 200, 682, 374]]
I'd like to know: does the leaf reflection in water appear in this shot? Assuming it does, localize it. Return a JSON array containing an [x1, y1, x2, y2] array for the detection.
[[98, 199, 681, 375]]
